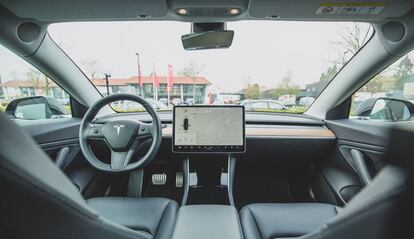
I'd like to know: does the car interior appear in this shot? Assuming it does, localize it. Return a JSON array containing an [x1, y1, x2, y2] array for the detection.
[[0, 1, 414, 239]]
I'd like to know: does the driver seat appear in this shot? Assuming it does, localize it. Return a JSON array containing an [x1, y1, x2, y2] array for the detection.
[[0, 112, 178, 239]]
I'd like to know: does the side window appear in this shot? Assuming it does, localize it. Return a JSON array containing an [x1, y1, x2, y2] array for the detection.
[[350, 51, 414, 121], [0, 45, 71, 120]]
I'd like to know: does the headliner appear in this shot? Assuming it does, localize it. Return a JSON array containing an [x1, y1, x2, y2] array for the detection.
[[0, 0, 413, 23]]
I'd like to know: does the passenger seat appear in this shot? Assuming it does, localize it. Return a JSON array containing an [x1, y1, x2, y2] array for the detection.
[[240, 203, 339, 239], [240, 126, 413, 239]]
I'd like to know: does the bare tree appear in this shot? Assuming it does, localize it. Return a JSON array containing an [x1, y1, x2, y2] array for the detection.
[[44, 74, 50, 96], [178, 62, 205, 101], [26, 69, 41, 92], [81, 59, 103, 80], [280, 70, 294, 87], [330, 23, 373, 65], [273, 70, 299, 98]]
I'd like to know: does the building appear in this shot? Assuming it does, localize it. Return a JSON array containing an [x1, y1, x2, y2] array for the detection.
[[217, 93, 244, 104], [402, 75, 414, 100], [304, 81, 327, 98], [0, 75, 211, 103], [92, 76, 211, 103], [0, 79, 69, 101]]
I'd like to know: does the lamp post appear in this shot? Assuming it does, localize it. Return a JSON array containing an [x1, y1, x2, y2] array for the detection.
[[135, 53, 143, 96], [104, 73, 111, 96]]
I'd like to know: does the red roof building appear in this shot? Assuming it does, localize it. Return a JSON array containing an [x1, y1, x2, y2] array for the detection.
[[92, 75, 211, 104], [91, 76, 210, 86], [1, 75, 211, 103]]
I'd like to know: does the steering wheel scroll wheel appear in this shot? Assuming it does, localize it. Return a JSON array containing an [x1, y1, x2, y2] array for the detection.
[[79, 94, 162, 172]]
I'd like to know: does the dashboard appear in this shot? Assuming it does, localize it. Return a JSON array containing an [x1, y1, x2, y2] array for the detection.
[[18, 111, 336, 164], [96, 111, 335, 143]]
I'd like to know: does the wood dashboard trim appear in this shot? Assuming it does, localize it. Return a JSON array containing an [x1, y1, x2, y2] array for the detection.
[[162, 126, 335, 138]]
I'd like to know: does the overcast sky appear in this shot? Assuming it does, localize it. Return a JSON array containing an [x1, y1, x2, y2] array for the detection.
[[1, 21, 370, 92]]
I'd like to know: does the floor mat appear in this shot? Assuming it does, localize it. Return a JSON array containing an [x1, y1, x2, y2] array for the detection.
[[234, 168, 293, 209], [233, 161, 315, 209]]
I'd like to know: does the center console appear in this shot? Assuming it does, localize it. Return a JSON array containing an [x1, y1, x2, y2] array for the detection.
[[170, 105, 246, 237], [172, 205, 244, 239], [173, 105, 244, 206], [181, 155, 237, 205]]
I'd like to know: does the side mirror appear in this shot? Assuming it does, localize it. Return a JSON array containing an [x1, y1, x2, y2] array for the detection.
[[5, 96, 52, 120], [370, 97, 414, 121]]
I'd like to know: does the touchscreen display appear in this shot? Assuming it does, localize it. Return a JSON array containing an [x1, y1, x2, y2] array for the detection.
[[173, 106, 245, 153]]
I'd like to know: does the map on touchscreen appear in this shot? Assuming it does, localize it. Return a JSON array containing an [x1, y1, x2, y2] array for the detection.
[[173, 106, 245, 153]]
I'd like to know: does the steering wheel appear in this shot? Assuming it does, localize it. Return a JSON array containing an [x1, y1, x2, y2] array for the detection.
[[79, 94, 162, 172]]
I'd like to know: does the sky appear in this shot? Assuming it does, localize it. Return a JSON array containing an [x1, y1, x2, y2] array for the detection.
[[1, 21, 371, 93]]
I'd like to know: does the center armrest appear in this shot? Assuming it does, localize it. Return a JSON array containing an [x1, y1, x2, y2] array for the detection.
[[171, 205, 243, 239]]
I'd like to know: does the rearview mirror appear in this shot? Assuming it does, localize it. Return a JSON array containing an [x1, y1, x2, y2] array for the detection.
[[370, 97, 414, 121], [5, 96, 52, 120], [182, 30, 234, 50]]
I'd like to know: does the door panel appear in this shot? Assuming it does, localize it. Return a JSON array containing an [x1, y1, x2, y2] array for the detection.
[[326, 119, 393, 147], [14, 117, 107, 198], [313, 119, 391, 205], [16, 117, 81, 144]]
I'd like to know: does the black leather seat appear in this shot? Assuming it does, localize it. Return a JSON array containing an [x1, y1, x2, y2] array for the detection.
[[240, 127, 414, 239], [0, 112, 177, 239], [87, 197, 178, 238], [240, 203, 339, 239]]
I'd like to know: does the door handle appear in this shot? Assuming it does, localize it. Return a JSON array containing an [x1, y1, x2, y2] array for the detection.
[[55, 147, 70, 169], [350, 149, 372, 185]]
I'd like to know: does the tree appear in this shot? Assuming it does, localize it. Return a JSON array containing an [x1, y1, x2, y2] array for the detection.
[[243, 83, 260, 100], [333, 22, 372, 55], [26, 69, 41, 92], [81, 59, 103, 80], [364, 75, 384, 93], [331, 23, 373, 64], [272, 71, 299, 98], [44, 75, 50, 96], [394, 56, 413, 90], [178, 62, 205, 101], [319, 65, 338, 83]]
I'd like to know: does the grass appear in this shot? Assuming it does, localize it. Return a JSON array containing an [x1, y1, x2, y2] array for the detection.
[[250, 107, 307, 114], [64, 105, 72, 114], [0, 101, 7, 112]]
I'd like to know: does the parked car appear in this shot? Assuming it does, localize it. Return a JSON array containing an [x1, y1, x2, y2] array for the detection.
[[299, 97, 315, 107], [158, 98, 168, 105], [172, 98, 182, 105], [120, 99, 168, 111], [185, 98, 194, 105], [241, 100, 287, 111]]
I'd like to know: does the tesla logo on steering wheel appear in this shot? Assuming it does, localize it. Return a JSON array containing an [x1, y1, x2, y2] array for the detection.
[[113, 124, 125, 135]]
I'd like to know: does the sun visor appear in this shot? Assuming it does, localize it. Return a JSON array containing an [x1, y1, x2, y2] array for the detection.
[[0, 0, 169, 21], [248, 0, 414, 21]]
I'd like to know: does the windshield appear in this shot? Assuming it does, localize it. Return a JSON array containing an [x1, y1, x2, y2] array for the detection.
[[48, 21, 372, 113]]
